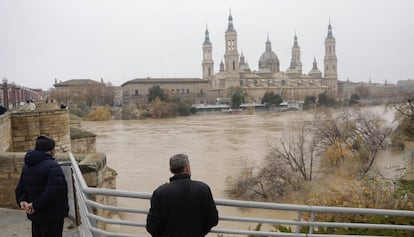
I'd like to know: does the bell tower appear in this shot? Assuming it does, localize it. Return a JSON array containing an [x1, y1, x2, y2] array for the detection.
[[224, 11, 239, 75], [323, 21, 338, 97], [202, 27, 214, 81]]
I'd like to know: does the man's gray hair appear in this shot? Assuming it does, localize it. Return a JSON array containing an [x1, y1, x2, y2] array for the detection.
[[169, 154, 189, 173]]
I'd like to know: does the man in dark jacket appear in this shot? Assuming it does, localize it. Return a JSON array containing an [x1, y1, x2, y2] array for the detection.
[[15, 135, 69, 237], [146, 154, 219, 237]]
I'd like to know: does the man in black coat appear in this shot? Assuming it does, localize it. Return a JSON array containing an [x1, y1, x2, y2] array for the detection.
[[15, 135, 69, 237], [146, 154, 219, 237]]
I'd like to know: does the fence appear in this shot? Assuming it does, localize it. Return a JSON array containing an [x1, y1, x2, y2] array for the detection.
[[69, 153, 414, 237]]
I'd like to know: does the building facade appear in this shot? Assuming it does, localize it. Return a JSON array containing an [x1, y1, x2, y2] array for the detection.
[[204, 13, 339, 102], [122, 12, 339, 106], [121, 78, 209, 106]]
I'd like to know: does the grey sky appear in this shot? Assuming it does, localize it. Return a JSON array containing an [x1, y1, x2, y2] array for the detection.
[[1, 0, 413, 90]]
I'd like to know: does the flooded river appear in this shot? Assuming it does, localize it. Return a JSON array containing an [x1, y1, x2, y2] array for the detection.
[[80, 106, 401, 234]]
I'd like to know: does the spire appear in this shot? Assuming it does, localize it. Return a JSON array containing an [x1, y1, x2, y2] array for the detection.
[[265, 35, 272, 51], [226, 9, 236, 33], [220, 59, 224, 71], [203, 26, 211, 44], [293, 32, 299, 48], [326, 19, 335, 39], [240, 50, 246, 64], [312, 57, 318, 70]]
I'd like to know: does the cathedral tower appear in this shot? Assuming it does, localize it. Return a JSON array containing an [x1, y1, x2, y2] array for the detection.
[[202, 27, 214, 81], [224, 12, 240, 74], [323, 21, 338, 97], [291, 33, 302, 74]]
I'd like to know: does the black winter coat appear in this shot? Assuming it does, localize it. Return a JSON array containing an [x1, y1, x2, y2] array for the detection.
[[146, 173, 219, 237], [15, 150, 69, 224]]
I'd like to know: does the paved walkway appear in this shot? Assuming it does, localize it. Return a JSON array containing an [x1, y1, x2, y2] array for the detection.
[[0, 207, 79, 237]]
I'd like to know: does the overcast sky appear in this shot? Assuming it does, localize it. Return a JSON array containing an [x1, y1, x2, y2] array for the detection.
[[1, 0, 413, 90]]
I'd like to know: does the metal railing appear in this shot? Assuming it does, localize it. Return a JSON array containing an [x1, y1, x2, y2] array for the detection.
[[69, 153, 414, 237]]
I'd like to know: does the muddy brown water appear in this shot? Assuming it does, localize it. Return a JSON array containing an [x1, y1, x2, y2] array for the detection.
[[80, 106, 403, 235]]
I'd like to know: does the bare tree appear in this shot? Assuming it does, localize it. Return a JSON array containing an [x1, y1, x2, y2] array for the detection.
[[268, 114, 320, 181], [351, 111, 393, 178]]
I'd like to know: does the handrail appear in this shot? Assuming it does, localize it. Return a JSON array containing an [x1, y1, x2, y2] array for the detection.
[[69, 153, 414, 237]]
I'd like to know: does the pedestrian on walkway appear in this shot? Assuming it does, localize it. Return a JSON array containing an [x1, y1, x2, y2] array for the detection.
[[146, 153, 219, 237], [15, 135, 68, 237]]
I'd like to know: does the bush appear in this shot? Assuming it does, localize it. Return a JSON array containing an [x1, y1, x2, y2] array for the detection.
[[84, 106, 111, 121]]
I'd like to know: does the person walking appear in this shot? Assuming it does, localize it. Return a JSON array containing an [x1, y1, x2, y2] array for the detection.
[[146, 154, 219, 237], [15, 135, 69, 237]]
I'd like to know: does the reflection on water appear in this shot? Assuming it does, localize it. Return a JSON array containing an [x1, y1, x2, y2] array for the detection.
[[80, 106, 396, 234]]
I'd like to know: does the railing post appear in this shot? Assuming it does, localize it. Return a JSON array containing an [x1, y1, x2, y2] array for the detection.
[[295, 211, 301, 233], [309, 212, 315, 234]]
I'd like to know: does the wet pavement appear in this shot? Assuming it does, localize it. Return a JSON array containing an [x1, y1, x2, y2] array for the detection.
[[0, 207, 79, 237]]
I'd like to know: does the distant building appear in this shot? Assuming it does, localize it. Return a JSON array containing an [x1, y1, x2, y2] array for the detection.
[[121, 78, 209, 106], [53, 78, 113, 106], [338, 78, 400, 100]]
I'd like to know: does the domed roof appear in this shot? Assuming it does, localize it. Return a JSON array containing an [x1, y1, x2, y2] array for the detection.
[[259, 50, 279, 63], [259, 37, 279, 63]]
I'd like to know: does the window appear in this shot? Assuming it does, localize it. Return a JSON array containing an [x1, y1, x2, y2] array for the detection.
[[186, 89, 190, 94], [135, 90, 139, 96]]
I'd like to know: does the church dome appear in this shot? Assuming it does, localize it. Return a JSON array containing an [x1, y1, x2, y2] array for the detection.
[[259, 50, 279, 63], [258, 36, 280, 73]]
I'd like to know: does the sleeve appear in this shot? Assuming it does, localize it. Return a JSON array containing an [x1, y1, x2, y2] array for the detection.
[[204, 186, 219, 234], [32, 162, 67, 211], [146, 190, 163, 236], [15, 172, 27, 207]]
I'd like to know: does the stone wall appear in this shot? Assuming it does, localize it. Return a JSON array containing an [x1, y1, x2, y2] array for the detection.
[[0, 152, 116, 210], [0, 106, 117, 230], [71, 137, 96, 154], [10, 110, 70, 152], [0, 152, 24, 208], [0, 114, 11, 152]]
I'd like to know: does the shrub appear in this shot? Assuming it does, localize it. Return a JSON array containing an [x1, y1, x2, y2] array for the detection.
[[84, 106, 111, 121]]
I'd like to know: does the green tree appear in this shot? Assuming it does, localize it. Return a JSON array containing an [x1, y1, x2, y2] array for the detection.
[[349, 93, 360, 106], [318, 92, 336, 107], [227, 86, 246, 109], [303, 96, 316, 110], [261, 91, 283, 106], [147, 85, 167, 102]]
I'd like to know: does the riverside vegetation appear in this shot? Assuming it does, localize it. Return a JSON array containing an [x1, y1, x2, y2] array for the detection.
[[225, 98, 414, 236]]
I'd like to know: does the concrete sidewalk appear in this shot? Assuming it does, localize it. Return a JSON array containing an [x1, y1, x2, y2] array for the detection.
[[0, 207, 79, 237]]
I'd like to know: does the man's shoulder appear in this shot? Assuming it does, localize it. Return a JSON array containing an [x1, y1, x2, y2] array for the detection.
[[154, 182, 169, 192], [191, 180, 212, 191]]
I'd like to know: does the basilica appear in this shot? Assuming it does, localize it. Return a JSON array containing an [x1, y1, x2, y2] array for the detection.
[[202, 13, 338, 102], [120, 12, 339, 106]]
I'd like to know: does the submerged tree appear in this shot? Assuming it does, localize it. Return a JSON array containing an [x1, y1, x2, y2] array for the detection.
[[227, 109, 393, 200]]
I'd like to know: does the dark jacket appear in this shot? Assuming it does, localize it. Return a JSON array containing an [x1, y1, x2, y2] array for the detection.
[[15, 150, 69, 224], [146, 173, 219, 237]]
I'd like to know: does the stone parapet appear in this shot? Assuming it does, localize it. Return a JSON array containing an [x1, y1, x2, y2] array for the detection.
[[0, 114, 11, 152], [0, 152, 117, 211], [71, 136, 96, 154], [11, 110, 70, 152]]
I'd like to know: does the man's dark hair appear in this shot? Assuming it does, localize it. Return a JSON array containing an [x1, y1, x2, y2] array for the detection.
[[169, 154, 189, 173], [35, 135, 55, 152]]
